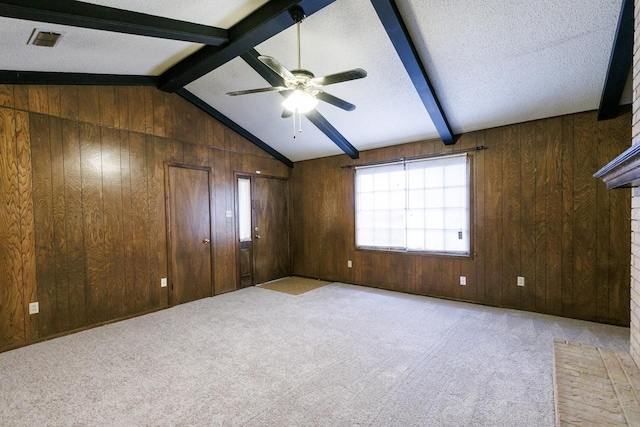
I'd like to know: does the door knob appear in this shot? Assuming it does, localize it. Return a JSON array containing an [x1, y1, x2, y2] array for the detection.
[[203, 239, 210, 244]]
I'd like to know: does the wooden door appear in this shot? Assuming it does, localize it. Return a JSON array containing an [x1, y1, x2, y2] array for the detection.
[[166, 164, 213, 305], [252, 177, 290, 284]]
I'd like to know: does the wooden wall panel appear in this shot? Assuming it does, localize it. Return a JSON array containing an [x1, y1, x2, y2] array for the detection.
[[520, 121, 537, 312], [101, 127, 126, 320], [15, 110, 38, 342], [80, 123, 107, 325], [129, 132, 151, 312], [545, 117, 563, 315], [50, 117, 70, 333], [290, 110, 632, 326], [61, 120, 86, 330], [30, 114, 57, 337], [484, 127, 504, 306], [560, 115, 575, 315], [0, 85, 13, 107], [502, 124, 521, 308], [533, 120, 548, 313], [0, 107, 25, 348], [572, 113, 598, 318], [120, 131, 136, 317]]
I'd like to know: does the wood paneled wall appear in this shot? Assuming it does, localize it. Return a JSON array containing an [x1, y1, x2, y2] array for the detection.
[[290, 110, 631, 326], [0, 84, 288, 351]]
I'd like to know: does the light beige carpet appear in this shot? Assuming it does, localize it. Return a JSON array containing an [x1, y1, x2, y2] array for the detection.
[[0, 283, 630, 426], [258, 276, 330, 295]]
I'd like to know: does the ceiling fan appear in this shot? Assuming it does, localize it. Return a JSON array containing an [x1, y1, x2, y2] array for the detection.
[[226, 6, 367, 121]]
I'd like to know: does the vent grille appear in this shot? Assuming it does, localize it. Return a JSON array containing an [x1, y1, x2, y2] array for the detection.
[[28, 29, 63, 47]]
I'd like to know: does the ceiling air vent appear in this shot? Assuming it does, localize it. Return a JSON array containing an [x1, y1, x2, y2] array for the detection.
[[28, 29, 64, 47]]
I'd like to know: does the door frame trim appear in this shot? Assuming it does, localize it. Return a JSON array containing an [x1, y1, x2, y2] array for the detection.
[[232, 171, 289, 288], [164, 162, 215, 305]]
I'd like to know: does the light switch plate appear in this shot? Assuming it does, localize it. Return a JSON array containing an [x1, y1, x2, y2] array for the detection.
[[161, 278, 167, 288], [460, 276, 466, 286], [517, 276, 525, 287]]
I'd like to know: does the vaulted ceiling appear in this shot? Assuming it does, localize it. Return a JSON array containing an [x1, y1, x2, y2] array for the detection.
[[0, 0, 632, 165]]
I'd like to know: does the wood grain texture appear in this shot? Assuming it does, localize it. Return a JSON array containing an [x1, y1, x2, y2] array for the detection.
[[545, 117, 563, 315], [0, 85, 13, 107], [101, 127, 125, 320], [167, 165, 213, 305], [0, 107, 25, 349], [78, 86, 100, 124], [572, 113, 598, 319], [49, 117, 70, 333], [119, 131, 136, 317], [560, 115, 575, 316], [290, 110, 631, 325], [30, 113, 57, 337], [153, 137, 168, 308], [98, 87, 118, 128], [15, 110, 38, 342], [28, 86, 48, 115], [80, 123, 106, 325], [129, 132, 151, 312], [520, 121, 537, 312], [145, 135, 160, 308], [60, 86, 79, 122], [61, 120, 86, 330], [47, 87, 61, 119], [502, 124, 521, 308], [596, 119, 612, 321], [252, 177, 290, 285], [484, 127, 504, 306]]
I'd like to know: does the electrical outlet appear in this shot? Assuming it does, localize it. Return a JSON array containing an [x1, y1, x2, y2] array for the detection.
[[29, 302, 39, 314], [225, 210, 232, 218], [460, 276, 466, 286], [517, 276, 525, 287], [347, 260, 352, 268], [161, 278, 167, 288]]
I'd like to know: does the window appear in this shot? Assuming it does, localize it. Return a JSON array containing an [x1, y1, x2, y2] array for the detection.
[[355, 154, 470, 255], [237, 177, 252, 242]]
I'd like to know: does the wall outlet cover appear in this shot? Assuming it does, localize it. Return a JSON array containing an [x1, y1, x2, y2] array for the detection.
[[460, 276, 466, 286], [517, 276, 525, 287], [29, 302, 39, 314], [161, 278, 167, 288], [347, 260, 352, 268]]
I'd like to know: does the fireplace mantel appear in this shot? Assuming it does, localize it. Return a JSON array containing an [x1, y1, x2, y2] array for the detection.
[[594, 143, 640, 189]]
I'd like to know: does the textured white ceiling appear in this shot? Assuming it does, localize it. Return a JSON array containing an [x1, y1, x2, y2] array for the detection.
[[0, 16, 200, 75], [0, 0, 628, 162], [83, 0, 269, 28], [398, 0, 624, 133]]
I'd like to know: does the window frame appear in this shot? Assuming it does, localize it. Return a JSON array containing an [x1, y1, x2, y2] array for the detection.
[[353, 153, 474, 258]]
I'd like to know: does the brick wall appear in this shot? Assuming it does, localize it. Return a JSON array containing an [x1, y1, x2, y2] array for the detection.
[[631, 0, 640, 365]]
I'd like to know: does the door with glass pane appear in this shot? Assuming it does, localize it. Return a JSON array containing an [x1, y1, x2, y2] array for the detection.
[[235, 174, 290, 288]]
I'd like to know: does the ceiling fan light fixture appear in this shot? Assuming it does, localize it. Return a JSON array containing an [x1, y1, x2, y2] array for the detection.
[[282, 90, 318, 114]]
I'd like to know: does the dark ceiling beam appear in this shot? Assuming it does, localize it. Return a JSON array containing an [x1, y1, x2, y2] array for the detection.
[[176, 88, 294, 168], [158, 0, 336, 93], [241, 49, 359, 159], [370, 0, 455, 145], [0, 0, 228, 45], [598, 0, 633, 121], [0, 70, 158, 86]]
